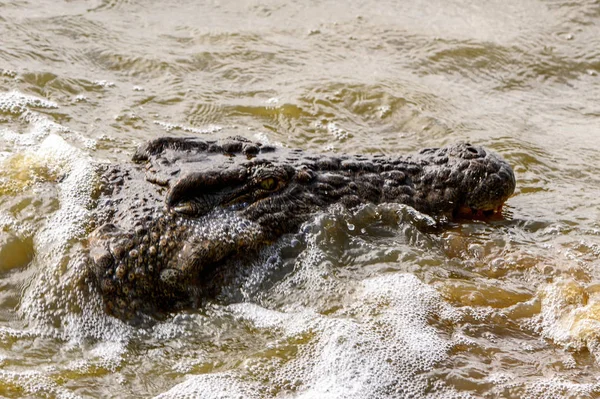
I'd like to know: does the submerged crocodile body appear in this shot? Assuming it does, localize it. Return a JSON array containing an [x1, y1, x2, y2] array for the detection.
[[89, 136, 515, 321]]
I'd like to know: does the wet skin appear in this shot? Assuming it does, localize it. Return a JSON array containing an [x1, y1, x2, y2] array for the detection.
[[89, 136, 516, 321]]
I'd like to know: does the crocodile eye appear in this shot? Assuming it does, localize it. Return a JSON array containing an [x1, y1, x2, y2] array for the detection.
[[259, 177, 277, 191]]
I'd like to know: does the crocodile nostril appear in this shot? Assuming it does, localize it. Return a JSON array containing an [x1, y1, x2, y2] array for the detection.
[[466, 146, 478, 154]]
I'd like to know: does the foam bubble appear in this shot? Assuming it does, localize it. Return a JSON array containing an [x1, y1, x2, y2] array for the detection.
[[0, 90, 65, 144], [93, 80, 115, 88], [15, 133, 132, 344], [0, 369, 83, 399], [155, 373, 261, 399], [538, 279, 600, 356], [183, 273, 461, 399], [0, 90, 58, 114], [153, 120, 223, 134], [523, 378, 600, 399], [0, 90, 96, 150]]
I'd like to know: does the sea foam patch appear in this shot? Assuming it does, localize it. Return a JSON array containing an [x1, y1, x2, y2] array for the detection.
[[0, 128, 132, 396], [0, 90, 95, 149], [539, 279, 600, 356], [0, 90, 130, 343], [155, 373, 262, 399], [159, 273, 461, 399], [17, 133, 132, 343]]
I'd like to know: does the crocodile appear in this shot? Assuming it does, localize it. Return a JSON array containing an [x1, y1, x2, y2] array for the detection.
[[89, 136, 516, 321]]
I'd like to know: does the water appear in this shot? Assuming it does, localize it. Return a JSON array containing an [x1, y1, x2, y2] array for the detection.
[[1, 0, 599, 397]]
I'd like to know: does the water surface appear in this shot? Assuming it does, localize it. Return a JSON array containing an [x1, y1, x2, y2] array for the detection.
[[1, 0, 600, 397]]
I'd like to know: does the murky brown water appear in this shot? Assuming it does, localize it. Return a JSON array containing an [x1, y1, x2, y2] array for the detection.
[[1, 0, 600, 397]]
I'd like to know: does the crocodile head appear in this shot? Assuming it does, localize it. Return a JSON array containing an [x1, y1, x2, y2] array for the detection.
[[89, 136, 515, 321]]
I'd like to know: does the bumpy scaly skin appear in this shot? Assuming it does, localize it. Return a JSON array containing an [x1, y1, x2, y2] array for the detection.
[[89, 136, 515, 321]]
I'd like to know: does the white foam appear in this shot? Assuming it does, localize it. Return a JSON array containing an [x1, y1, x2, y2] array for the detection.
[[153, 120, 223, 134], [523, 378, 600, 399], [93, 80, 115, 88], [161, 273, 461, 399], [286, 274, 457, 399], [0, 369, 84, 399], [0, 90, 96, 149], [8, 132, 133, 344], [0, 90, 58, 113], [0, 210, 32, 237], [0, 90, 64, 148], [0, 91, 128, 349], [155, 373, 261, 399], [538, 279, 600, 355]]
